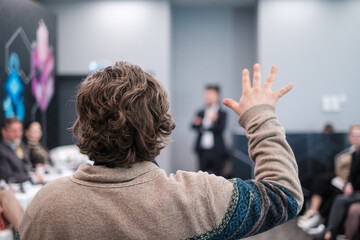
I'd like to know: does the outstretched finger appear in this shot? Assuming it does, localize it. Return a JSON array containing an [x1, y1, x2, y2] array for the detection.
[[222, 98, 239, 114], [275, 83, 293, 99], [252, 63, 261, 89], [242, 68, 251, 93], [264, 65, 278, 89]]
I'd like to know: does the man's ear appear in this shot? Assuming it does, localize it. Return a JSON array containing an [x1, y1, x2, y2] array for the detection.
[[1, 128, 6, 138]]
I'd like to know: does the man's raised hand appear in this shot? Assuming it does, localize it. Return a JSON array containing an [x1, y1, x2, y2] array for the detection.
[[222, 63, 293, 116]]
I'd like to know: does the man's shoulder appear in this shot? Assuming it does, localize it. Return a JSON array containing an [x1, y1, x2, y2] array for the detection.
[[197, 109, 205, 115], [336, 147, 353, 158], [41, 177, 72, 192], [0, 141, 12, 157], [219, 108, 227, 115], [28, 177, 73, 207], [0, 140, 7, 149], [167, 170, 234, 193]]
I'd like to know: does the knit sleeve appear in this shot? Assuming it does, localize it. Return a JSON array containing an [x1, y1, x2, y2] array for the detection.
[[186, 104, 303, 239], [238, 104, 303, 212]]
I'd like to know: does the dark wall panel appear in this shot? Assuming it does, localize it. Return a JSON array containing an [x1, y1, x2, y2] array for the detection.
[[0, 0, 57, 148], [56, 75, 85, 146], [232, 132, 350, 188]]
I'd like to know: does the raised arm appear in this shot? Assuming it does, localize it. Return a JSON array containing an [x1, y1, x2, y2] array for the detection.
[[214, 64, 303, 238], [224, 63, 302, 204]]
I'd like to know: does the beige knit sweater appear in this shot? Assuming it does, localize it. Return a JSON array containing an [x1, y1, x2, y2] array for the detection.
[[17, 104, 303, 240]]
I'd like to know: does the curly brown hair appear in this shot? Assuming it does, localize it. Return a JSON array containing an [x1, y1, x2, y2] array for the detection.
[[72, 61, 175, 167]]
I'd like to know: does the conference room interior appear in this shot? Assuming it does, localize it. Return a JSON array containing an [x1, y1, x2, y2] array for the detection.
[[1, 0, 360, 239]]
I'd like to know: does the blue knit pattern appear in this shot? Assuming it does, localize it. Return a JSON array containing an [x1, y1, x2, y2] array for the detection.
[[15, 230, 20, 240], [186, 178, 298, 240]]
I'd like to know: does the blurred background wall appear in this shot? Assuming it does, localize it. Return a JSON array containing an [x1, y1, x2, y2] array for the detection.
[[171, 6, 257, 171], [258, 0, 360, 132], [44, 1, 172, 171], [39, 0, 360, 173]]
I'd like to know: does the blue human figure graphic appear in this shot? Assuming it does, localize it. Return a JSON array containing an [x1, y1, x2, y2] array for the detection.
[[3, 52, 25, 120]]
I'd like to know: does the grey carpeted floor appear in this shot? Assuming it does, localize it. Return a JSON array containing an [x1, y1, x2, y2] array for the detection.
[[244, 218, 313, 240]]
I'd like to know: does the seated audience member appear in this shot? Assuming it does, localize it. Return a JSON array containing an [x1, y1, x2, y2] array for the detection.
[[345, 203, 360, 240], [18, 62, 303, 239], [297, 124, 360, 234], [0, 187, 24, 233], [324, 129, 360, 240], [24, 121, 52, 169], [0, 117, 43, 185]]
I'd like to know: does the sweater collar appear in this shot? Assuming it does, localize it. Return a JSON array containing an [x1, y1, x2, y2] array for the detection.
[[72, 161, 160, 185]]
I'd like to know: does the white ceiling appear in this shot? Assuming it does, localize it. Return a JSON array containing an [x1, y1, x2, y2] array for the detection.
[[171, 0, 256, 7], [38, 0, 257, 7]]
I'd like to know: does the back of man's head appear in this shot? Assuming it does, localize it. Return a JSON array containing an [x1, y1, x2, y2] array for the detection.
[[72, 61, 176, 168]]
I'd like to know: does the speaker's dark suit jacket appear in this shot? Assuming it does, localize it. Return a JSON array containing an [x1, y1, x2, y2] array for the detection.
[[0, 140, 31, 183]]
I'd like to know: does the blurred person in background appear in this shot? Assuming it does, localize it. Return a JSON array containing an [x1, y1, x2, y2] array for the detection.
[[0, 117, 43, 185], [324, 126, 360, 240], [192, 85, 227, 176], [344, 203, 360, 240], [298, 124, 360, 236], [24, 121, 52, 169], [0, 187, 24, 234]]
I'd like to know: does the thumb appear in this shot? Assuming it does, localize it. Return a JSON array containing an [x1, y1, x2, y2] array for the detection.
[[222, 98, 239, 113]]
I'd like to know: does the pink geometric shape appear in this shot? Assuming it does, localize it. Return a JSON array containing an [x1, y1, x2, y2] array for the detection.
[[31, 20, 55, 112]]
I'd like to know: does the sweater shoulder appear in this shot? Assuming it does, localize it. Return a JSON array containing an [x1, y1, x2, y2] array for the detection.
[[168, 170, 234, 194]]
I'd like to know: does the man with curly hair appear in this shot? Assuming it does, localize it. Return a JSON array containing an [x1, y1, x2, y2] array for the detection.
[[18, 62, 303, 239]]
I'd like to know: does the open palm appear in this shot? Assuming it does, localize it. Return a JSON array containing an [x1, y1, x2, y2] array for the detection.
[[223, 63, 293, 116]]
